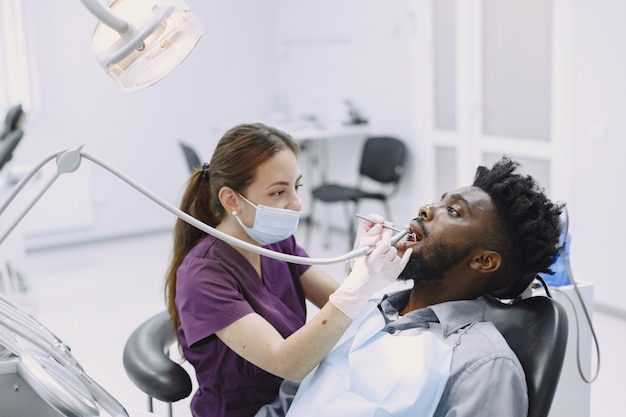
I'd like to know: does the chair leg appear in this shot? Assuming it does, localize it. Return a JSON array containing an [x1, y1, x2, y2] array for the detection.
[[383, 201, 392, 221], [345, 202, 358, 249], [304, 200, 316, 248]]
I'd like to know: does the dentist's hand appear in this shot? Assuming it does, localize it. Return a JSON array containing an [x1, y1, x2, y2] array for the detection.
[[330, 229, 412, 319], [351, 213, 386, 269]]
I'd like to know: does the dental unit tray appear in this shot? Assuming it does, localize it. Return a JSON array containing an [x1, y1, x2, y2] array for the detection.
[[0, 294, 127, 417]]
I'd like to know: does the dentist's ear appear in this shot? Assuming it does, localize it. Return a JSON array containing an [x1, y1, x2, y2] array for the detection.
[[219, 187, 240, 214]]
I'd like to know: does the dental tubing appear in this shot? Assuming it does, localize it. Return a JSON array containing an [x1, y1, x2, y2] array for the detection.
[[0, 147, 412, 266]]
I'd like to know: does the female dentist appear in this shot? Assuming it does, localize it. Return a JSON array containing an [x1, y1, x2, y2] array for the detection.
[[164, 123, 410, 417]]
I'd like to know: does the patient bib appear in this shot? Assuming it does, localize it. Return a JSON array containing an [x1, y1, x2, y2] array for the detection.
[[286, 301, 453, 417]]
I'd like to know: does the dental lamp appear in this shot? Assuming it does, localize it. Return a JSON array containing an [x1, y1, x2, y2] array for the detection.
[[80, 0, 204, 92]]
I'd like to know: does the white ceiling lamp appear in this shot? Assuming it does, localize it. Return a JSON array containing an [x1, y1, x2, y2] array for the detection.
[[80, 0, 204, 92]]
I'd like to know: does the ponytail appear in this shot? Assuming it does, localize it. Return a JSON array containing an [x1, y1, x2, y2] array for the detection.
[[164, 169, 219, 331]]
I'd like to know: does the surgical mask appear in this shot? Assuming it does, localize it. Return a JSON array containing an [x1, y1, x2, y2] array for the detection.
[[233, 193, 301, 245]]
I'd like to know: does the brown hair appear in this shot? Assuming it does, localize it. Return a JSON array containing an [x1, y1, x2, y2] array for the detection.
[[164, 123, 300, 331]]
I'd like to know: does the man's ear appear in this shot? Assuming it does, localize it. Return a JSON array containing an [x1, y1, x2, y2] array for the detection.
[[219, 187, 239, 214], [470, 250, 501, 273]]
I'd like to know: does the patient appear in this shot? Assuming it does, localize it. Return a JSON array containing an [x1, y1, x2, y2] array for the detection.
[[255, 156, 564, 417]]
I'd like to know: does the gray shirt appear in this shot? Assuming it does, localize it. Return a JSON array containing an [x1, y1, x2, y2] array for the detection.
[[256, 290, 528, 417], [380, 291, 528, 417]]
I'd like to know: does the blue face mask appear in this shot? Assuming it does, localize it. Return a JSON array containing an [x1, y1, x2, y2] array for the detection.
[[234, 194, 301, 245]]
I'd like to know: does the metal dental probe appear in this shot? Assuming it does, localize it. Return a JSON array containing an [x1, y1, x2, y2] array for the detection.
[[354, 213, 414, 246]]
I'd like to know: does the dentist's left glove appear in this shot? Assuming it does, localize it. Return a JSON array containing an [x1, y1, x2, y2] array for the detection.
[[330, 229, 412, 319]]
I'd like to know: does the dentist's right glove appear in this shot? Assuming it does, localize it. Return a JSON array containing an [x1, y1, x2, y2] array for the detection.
[[350, 213, 386, 270], [330, 229, 412, 319]]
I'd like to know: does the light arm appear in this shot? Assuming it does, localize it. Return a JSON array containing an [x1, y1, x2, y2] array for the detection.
[[80, 0, 130, 34]]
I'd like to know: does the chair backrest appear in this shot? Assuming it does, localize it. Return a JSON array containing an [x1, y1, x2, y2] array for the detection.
[[123, 311, 192, 403], [484, 295, 568, 417], [179, 141, 203, 173], [358, 136, 407, 184], [0, 129, 24, 171], [2, 103, 24, 136]]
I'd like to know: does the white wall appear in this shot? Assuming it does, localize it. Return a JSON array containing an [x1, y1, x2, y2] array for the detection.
[[271, 0, 422, 231], [569, 0, 626, 312]]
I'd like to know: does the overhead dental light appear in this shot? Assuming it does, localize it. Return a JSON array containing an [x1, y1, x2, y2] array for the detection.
[[80, 0, 204, 92]]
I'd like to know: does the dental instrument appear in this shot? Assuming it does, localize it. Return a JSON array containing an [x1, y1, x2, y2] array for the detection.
[[355, 213, 414, 246], [354, 213, 405, 233]]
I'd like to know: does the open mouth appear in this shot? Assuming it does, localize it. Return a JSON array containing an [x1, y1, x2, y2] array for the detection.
[[408, 221, 425, 242]]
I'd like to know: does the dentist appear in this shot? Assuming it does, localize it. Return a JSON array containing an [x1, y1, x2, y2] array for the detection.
[[164, 123, 410, 417]]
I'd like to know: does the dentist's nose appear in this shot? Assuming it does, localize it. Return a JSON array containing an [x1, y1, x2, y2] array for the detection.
[[288, 194, 302, 211]]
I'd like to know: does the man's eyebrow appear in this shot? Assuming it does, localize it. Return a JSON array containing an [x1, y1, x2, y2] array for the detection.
[[442, 192, 472, 213]]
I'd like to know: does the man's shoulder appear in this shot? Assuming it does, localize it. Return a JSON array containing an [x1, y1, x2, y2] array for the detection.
[[454, 320, 520, 363]]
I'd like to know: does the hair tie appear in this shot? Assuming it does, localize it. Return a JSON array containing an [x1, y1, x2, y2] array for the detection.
[[201, 162, 210, 179]]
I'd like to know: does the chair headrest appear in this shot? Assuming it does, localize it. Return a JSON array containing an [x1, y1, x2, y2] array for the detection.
[[489, 272, 538, 300]]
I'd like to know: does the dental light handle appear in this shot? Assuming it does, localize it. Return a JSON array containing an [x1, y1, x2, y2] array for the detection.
[[0, 296, 129, 417], [0, 146, 400, 265]]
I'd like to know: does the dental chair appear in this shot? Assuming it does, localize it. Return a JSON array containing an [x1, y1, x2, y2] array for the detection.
[[123, 294, 567, 417], [305, 136, 407, 249], [122, 311, 192, 417], [485, 293, 569, 417]]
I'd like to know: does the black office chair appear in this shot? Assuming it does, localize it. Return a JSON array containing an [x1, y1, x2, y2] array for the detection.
[[179, 141, 203, 173], [123, 311, 192, 417], [1, 104, 24, 141], [485, 294, 569, 417], [305, 136, 407, 248], [0, 130, 24, 171]]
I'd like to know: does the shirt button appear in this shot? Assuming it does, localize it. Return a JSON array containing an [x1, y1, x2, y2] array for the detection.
[[387, 326, 396, 334]]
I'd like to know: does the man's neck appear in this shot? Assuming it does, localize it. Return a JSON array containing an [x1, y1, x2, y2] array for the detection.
[[400, 286, 448, 315]]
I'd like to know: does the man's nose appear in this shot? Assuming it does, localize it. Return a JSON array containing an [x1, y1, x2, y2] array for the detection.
[[418, 204, 432, 220]]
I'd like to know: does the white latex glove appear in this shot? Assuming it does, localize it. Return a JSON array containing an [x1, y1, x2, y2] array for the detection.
[[330, 229, 412, 319], [351, 213, 387, 270]]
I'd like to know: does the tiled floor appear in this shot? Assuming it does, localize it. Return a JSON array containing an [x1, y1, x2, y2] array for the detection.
[[2, 225, 624, 417]]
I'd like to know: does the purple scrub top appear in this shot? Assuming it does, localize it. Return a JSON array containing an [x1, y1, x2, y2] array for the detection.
[[176, 234, 311, 417]]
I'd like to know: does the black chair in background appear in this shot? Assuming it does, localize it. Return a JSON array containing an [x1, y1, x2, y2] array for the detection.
[[0, 104, 26, 170], [305, 136, 407, 248], [485, 294, 569, 417], [1, 104, 24, 141], [123, 311, 192, 417], [179, 141, 202, 173]]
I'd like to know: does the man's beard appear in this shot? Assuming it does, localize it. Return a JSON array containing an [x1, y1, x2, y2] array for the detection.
[[398, 240, 474, 291]]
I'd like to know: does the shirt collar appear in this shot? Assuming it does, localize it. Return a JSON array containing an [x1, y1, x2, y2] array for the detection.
[[379, 290, 487, 338]]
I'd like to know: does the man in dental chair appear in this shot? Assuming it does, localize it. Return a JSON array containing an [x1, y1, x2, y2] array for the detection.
[[255, 156, 564, 417]]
